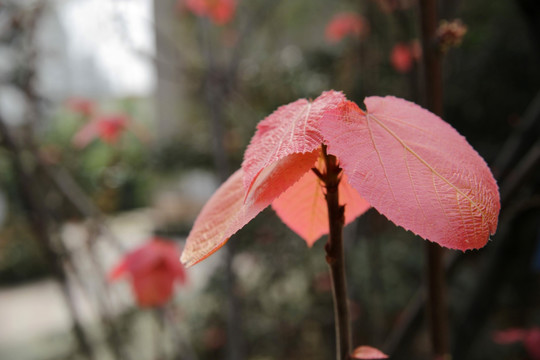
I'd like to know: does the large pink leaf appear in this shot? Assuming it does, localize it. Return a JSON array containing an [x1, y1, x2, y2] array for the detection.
[[272, 158, 370, 246], [319, 97, 500, 250], [181, 151, 318, 267], [242, 91, 346, 191]]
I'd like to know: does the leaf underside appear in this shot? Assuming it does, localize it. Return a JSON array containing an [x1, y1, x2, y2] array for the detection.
[[320, 96, 500, 250], [181, 151, 318, 267], [272, 163, 369, 246]]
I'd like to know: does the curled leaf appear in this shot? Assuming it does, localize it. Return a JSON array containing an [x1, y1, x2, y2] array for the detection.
[[181, 151, 319, 267], [242, 90, 346, 192]]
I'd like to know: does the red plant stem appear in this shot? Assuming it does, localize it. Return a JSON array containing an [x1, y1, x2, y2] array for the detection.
[[319, 145, 351, 360], [419, 0, 451, 359]]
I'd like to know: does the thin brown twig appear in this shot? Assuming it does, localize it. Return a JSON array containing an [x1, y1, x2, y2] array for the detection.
[[0, 118, 96, 360], [319, 145, 351, 360]]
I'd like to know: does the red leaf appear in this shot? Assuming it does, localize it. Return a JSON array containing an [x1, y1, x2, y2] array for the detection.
[[391, 43, 414, 73], [181, 169, 246, 267], [183, 0, 236, 25], [96, 115, 128, 143], [319, 97, 500, 250], [325, 12, 369, 43], [493, 328, 528, 344], [182, 151, 319, 267], [242, 90, 346, 192], [109, 238, 187, 307], [493, 327, 540, 360], [525, 328, 540, 360], [72, 114, 128, 148], [72, 121, 100, 148], [272, 155, 369, 246], [66, 97, 95, 117], [351, 345, 388, 359]]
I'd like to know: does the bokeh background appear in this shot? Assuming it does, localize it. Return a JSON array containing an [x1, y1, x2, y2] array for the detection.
[[0, 0, 539, 359]]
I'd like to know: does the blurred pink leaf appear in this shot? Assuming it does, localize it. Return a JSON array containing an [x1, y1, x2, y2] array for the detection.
[[325, 12, 369, 43], [390, 42, 414, 73], [109, 238, 187, 307], [66, 97, 95, 117], [319, 97, 500, 250], [351, 345, 389, 359], [493, 327, 540, 360], [72, 114, 129, 148], [493, 328, 529, 344], [183, 0, 237, 25]]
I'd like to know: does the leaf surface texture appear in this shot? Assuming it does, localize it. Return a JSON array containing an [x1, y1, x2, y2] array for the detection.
[[320, 96, 500, 249]]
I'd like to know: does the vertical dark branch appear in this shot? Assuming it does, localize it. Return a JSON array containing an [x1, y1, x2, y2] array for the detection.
[[425, 243, 450, 358], [318, 146, 351, 360], [419, 0, 450, 359], [0, 119, 95, 360], [419, 0, 443, 115]]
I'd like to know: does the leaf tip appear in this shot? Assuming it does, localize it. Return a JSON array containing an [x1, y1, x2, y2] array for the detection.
[[351, 345, 389, 359]]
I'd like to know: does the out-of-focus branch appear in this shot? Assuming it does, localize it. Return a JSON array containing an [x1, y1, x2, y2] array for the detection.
[[0, 118, 96, 360], [493, 90, 540, 182], [227, 0, 284, 83], [418, 1, 450, 359]]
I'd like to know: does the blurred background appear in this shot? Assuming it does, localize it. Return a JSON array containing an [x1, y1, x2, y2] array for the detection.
[[0, 0, 539, 359]]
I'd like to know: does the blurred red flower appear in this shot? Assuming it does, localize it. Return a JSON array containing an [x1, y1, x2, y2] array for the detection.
[[109, 238, 187, 307], [325, 12, 369, 43], [493, 327, 540, 360], [66, 98, 95, 117], [72, 114, 129, 148], [182, 0, 237, 25]]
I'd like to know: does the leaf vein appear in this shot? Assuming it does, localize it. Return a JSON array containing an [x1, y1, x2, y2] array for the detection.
[[368, 113, 487, 223]]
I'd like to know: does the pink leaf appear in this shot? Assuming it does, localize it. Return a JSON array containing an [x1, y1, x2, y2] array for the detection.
[[181, 169, 246, 267], [108, 238, 187, 307], [183, 0, 236, 25], [493, 327, 540, 360], [66, 97, 95, 117], [493, 328, 528, 344], [351, 345, 389, 359], [525, 328, 540, 360], [108, 259, 128, 281], [272, 156, 370, 246], [72, 121, 100, 148], [242, 91, 346, 192], [96, 115, 128, 144], [325, 12, 369, 43], [72, 114, 129, 148], [391, 43, 414, 73], [319, 97, 500, 250], [182, 150, 318, 267]]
